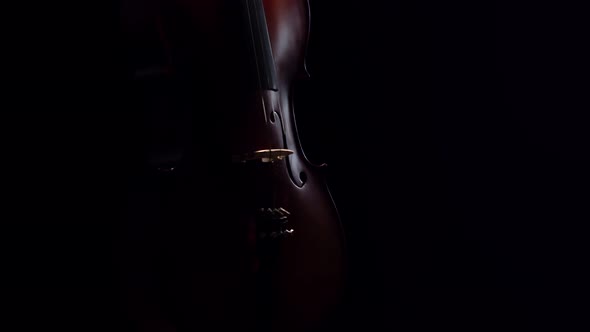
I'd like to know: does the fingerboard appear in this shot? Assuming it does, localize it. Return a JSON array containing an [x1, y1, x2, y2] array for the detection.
[[242, 0, 279, 91]]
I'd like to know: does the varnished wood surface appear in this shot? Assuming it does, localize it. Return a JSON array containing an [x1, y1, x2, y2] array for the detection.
[[118, 1, 347, 331]]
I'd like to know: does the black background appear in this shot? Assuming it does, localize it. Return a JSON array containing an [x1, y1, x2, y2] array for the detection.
[[300, 1, 589, 330], [3, 1, 589, 330]]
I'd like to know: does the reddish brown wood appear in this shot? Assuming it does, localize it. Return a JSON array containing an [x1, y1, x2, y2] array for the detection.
[[119, 1, 346, 331]]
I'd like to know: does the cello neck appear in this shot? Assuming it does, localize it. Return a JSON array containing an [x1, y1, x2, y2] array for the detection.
[[242, 0, 279, 91]]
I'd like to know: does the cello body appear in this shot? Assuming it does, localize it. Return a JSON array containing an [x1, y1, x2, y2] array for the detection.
[[120, 1, 346, 331]]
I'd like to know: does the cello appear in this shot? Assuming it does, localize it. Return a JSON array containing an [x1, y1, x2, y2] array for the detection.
[[120, 1, 346, 331]]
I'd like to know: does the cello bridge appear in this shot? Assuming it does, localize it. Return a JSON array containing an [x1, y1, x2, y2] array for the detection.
[[232, 149, 294, 163]]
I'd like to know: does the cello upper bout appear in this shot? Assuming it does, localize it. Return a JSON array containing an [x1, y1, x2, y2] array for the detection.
[[263, 0, 311, 79], [301, 0, 312, 79]]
